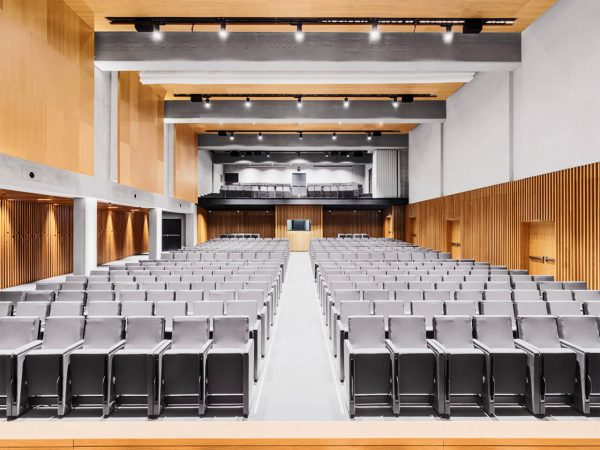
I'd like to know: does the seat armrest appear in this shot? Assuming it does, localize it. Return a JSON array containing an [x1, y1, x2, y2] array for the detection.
[[199, 339, 213, 356], [473, 339, 493, 354], [244, 340, 254, 354], [344, 340, 355, 355], [385, 339, 399, 355], [152, 340, 172, 355], [560, 339, 587, 353], [13, 340, 43, 355], [514, 339, 541, 354], [427, 338, 449, 354], [106, 340, 126, 354], [63, 340, 85, 355]]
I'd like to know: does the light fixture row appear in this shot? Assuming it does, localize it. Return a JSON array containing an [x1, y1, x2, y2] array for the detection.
[[221, 131, 383, 141]]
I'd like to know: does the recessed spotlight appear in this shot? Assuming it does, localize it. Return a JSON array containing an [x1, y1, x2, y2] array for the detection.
[[297, 97, 303, 108], [369, 23, 381, 42], [343, 97, 349, 108], [245, 97, 252, 108], [219, 22, 228, 40], [442, 25, 454, 44], [295, 23, 304, 42]]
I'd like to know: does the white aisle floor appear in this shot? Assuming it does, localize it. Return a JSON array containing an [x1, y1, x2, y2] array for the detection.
[[251, 252, 347, 420]]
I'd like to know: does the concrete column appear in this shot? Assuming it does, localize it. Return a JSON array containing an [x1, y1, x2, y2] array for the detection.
[[149, 208, 162, 259], [184, 212, 197, 247], [164, 124, 175, 197], [73, 198, 97, 275]]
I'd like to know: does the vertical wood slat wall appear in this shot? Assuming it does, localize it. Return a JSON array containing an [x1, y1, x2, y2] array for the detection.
[[275, 205, 323, 251], [97, 209, 149, 265], [203, 210, 276, 241], [323, 210, 384, 238], [0, 200, 73, 289], [174, 124, 199, 203], [405, 162, 600, 289]]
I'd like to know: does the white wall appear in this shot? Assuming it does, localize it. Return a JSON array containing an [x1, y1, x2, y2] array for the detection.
[[408, 0, 600, 203], [198, 150, 214, 196], [513, 0, 600, 179], [220, 165, 365, 186], [409, 123, 442, 202]]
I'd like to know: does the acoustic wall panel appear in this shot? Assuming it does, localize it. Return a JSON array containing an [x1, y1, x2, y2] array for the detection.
[[97, 208, 149, 265], [174, 124, 199, 202], [203, 210, 275, 241], [323, 210, 384, 238]]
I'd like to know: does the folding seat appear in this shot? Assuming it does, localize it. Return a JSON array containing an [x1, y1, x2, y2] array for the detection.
[[192, 301, 224, 323], [511, 274, 534, 283], [373, 301, 405, 323], [36, 282, 60, 292], [572, 290, 600, 308], [112, 275, 135, 283], [60, 282, 86, 292], [410, 301, 443, 334], [512, 281, 539, 291], [444, 301, 477, 316], [486, 281, 511, 290], [114, 282, 138, 292], [515, 316, 577, 416], [134, 274, 155, 283], [140, 282, 166, 291], [87, 282, 113, 291], [206, 316, 254, 417], [0, 302, 13, 316], [226, 301, 264, 379], [374, 275, 395, 284], [0, 291, 24, 304], [408, 281, 433, 290], [489, 275, 510, 283], [383, 281, 407, 291], [88, 275, 110, 282], [424, 290, 452, 301], [50, 301, 84, 317], [87, 301, 121, 316], [514, 301, 548, 317], [461, 281, 486, 291], [465, 276, 488, 283], [25, 290, 55, 303], [191, 281, 216, 292], [57, 290, 86, 303], [421, 275, 443, 283], [334, 301, 371, 379], [584, 302, 600, 316], [542, 290, 573, 302], [395, 290, 423, 303], [480, 301, 517, 331], [563, 281, 588, 291], [14, 302, 50, 324], [0, 317, 42, 418], [86, 290, 115, 302], [396, 275, 419, 283], [362, 289, 390, 302], [471, 315, 528, 415], [182, 275, 203, 283], [386, 316, 436, 415], [557, 316, 600, 414], [206, 290, 236, 302], [444, 275, 465, 283], [343, 316, 393, 417], [238, 289, 273, 330], [119, 290, 146, 302], [113, 317, 170, 417], [154, 301, 187, 334], [539, 281, 563, 291], [328, 289, 361, 332], [547, 301, 582, 316], [455, 290, 483, 301], [428, 316, 484, 416], [513, 290, 542, 302], [147, 290, 175, 302], [218, 281, 244, 291], [436, 281, 460, 293], [23, 316, 85, 416], [121, 301, 153, 318], [167, 281, 190, 291], [65, 275, 88, 283], [483, 290, 512, 302], [204, 275, 225, 284], [157, 275, 181, 283]]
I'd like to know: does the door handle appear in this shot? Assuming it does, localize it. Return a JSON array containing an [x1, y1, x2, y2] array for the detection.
[[528, 255, 556, 263], [451, 242, 461, 247]]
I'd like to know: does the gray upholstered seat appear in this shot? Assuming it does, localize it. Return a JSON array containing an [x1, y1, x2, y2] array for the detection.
[[69, 316, 125, 416], [373, 301, 405, 321], [514, 301, 548, 316], [23, 316, 85, 416], [444, 300, 477, 316], [56, 290, 86, 303], [385, 315, 436, 415], [556, 316, 600, 414], [113, 316, 169, 417], [206, 316, 254, 417], [119, 290, 146, 302], [513, 290, 542, 302], [429, 315, 484, 416], [515, 316, 577, 416], [49, 301, 84, 317], [14, 301, 50, 323], [161, 316, 212, 414], [0, 302, 13, 317], [344, 315, 392, 416], [410, 301, 443, 333], [206, 290, 236, 302], [86, 290, 115, 302], [147, 290, 175, 302], [473, 316, 527, 415], [87, 301, 121, 316], [61, 282, 86, 291], [543, 290, 573, 301], [424, 290, 452, 301], [154, 301, 187, 333], [226, 300, 264, 376], [121, 301, 153, 317], [547, 301, 582, 316], [362, 289, 390, 301], [479, 301, 516, 330], [455, 290, 483, 301], [0, 291, 25, 305], [0, 317, 42, 418], [25, 290, 55, 303], [584, 301, 600, 316], [483, 290, 512, 301]]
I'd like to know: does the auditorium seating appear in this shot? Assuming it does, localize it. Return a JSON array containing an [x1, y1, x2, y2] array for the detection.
[[218, 182, 363, 198], [310, 237, 600, 418]]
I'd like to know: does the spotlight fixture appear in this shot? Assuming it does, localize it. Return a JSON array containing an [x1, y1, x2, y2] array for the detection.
[[219, 21, 228, 39], [266, 151, 270, 158], [151, 24, 163, 41], [297, 97, 303, 108], [295, 23, 304, 42], [369, 22, 381, 42], [204, 97, 211, 108], [241, 151, 245, 157], [442, 25, 454, 44], [367, 132, 373, 141], [229, 131, 235, 141], [332, 132, 337, 140], [258, 132, 263, 140], [392, 97, 399, 108], [325, 153, 329, 158], [298, 131, 303, 140], [343, 97, 349, 108], [245, 97, 252, 108], [346, 153, 350, 158]]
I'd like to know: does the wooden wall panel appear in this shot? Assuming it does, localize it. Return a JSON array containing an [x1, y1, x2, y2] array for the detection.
[[384, 205, 406, 240], [0, 0, 94, 175], [275, 205, 323, 251], [323, 210, 384, 238], [118, 72, 164, 194], [97, 209, 148, 265], [197, 207, 208, 244], [174, 124, 198, 203], [406, 162, 600, 289], [204, 210, 275, 241], [0, 200, 73, 289]]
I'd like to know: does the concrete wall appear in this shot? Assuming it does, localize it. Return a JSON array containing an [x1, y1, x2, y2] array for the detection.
[[198, 150, 214, 196], [408, 0, 600, 203]]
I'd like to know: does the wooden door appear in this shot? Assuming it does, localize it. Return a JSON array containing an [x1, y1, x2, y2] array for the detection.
[[406, 217, 416, 243], [384, 215, 393, 238], [526, 222, 556, 277], [447, 220, 462, 259]]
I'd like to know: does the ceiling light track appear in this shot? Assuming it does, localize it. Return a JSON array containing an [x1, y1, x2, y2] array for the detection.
[[215, 130, 385, 136], [177, 94, 433, 101]]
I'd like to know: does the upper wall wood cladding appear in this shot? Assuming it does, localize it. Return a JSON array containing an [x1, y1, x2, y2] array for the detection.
[[97, 208, 148, 265], [204, 210, 275, 241], [275, 205, 323, 251], [0, 0, 94, 175], [0, 198, 73, 289], [174, 125, 198, 203], [406, 162, 600, 289], [323, 210, 384, 238], [118, 72, 164, 194], [64, 0, 555, 33]]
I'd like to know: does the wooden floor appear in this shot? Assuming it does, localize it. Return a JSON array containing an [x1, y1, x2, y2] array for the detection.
[[1, 421, 599, 449]]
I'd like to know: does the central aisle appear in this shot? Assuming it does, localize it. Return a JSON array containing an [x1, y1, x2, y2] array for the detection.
[[250, 252, 347, 420]]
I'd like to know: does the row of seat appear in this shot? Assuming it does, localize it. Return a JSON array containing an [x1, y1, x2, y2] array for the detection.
[[0, 315, 257, 418]]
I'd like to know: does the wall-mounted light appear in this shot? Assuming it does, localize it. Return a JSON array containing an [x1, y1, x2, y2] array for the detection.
[[245, 97, 252, 108], [219, 22, 228, 39], [295, 23, 304, 42], [204, 97, 211, 109], [229, 131, 235, 141], [367, 132, 373, 141], [343, 97, 349, 108], [151, 24, 163, 41], [332, 132, 337, 140], [392, 97, 399, 108], [297, 96, 303, 108], [298, 132, 303, 140], [258, 131, 263, 140], [369, 22, 381, 42], [442, 25, 454, 44]]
